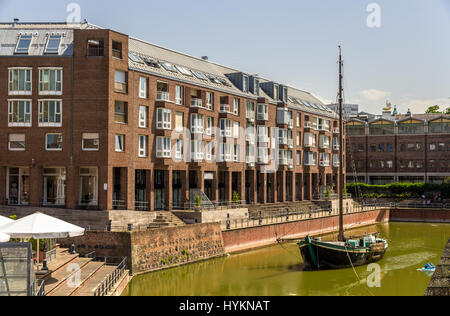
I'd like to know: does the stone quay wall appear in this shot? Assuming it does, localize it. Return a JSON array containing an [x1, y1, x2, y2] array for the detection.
[[60, 222, 225, 275], [390, 208, 450, 223], [425, 238, 450, 296], [172, 208, 249, 224], [222, 209, 390, 253]]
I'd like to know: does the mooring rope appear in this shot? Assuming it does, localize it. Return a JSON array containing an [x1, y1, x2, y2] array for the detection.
[[343, 243, 375, 296]]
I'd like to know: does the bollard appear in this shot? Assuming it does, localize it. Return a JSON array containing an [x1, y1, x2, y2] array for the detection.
[[226, 220, 230, 230], [70, 243, 76, 255]]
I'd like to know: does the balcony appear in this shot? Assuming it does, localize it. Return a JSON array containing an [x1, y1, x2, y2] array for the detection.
[[220, 104, 231, 113], [258, 134, 270, 144], [191, 98, 203, 108], [191, 152, 204, 161], [305, 121, 312, 128], [156, 91, 170, 101], [257, 155, 269, 164], [220, 129, 232, 138], [333, 145, 340, 151], [320, 144, 331, 150], [279, 137, 288, 146], [246, 156, 256, 167], [319, 161, 330, 167], [246, 133, 256, 144], [257, 112, 269, 121], [288, 139, 294, 149], [304, 160, 316, 167], [304, 142, 316, 148], [333, 162, 340, 168], [246, 111, 255, 122], [114, 82, 127, 94], [288, 119, 294, 129], [334, 128, 340, 134], [191, 126, 204, 134]]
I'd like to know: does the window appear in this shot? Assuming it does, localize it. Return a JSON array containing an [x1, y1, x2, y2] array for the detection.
[[175, 85, 184, 105], [114, 71, 127, 93], [45, 35, 61, 54], [296, 113, 301, 127], [79, 167, 98, 206], [175, 139, 184, 160], [175, 112, 184, 132], [112, 41, 122, 59], [15, 34, 33, 54], [191, 140, 204, 160], [304, 133, 316, 147], [304, 151, 316, 166], [234, 144, 240, 162], [206, 92, 214, 110], [206, 142, 214, 161], [378, 144, 385, 152], [139, 77, 147, 98], [155, 108, 172, 130], [296, 151, 301, 166], [38, 100, 62, 127], [9, 68, 32, 95], [297, 132, 301, 146], [246, 101, 255, 119], [138, 135, 148, 157], [82, 133, 99, 151], [220, 143, 232, 162], [257, 103, 268, 120], [156, 137, 171, 158], [191, 114, 204, 134], [233, 98, 239, 115], [8, 134, 25, 151], [87, 39, 104, 56], [39, 68, 62, 94], [243, 76, 249, 92], [8, 100, 31, 127], [139, 106, 148, 128], [233, 121, 240, 138], [220, 119, 232, 137], [156, 81, 170, 101], [43, 168, 66, 206], [46, 133, 63, 151], [115, 135, 125, 152], [114, 101, 127, 124], [206, 117, 214, 136]]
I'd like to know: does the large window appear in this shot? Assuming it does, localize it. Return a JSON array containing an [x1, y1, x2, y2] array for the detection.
[[398, 119, 424, 134], [39, 68, 62, 94], [138, 135, 148, 158], [346, 121, 365, 136], [156, 108, 172, 130], [8, 134, 25, 151], [175, 85, 184, 105], [175, 112, 184, 132], [15, 34, 33, 54], [82, 133, 99, 151], [220, 119, 232, 137], [139, 106, 148, 128], [114, 101, 128, 124], [304, 151, 316, 166], [8, 100, 31, 127], [9, 68, 32, 95], [87, 39, 104, 56], [206, 92, 214, 110], [139, 77, 147, 98], [257, 103, 268, 121], [46, 133, 63, 151], [114, 71, 128, 94], [369, 120, 394, 135], [79, 167, 98, 206], [115, 134, 125, 152], [191, 114, 204, 134], [43, 168, 66, 206], [429, 118, 450, 134], [156, 137, 171, 158], [38, 100, 62, 127], [304, 133, 316, 147]]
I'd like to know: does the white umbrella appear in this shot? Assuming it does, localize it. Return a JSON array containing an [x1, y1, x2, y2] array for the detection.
[[0, 232, 10, 242], [0, 212, 85, 268], [0, 215, 14, 227]]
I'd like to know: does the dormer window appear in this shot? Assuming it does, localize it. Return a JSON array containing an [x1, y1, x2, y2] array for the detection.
[[45, 35, 61, 54], [243, 75, 249, 93], [274, 85, 279, 100], [15, 34, 33, 54]]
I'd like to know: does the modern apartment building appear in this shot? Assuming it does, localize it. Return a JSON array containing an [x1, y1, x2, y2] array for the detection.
[[346, 112, 450, 185], [0, 21, 344, 211]]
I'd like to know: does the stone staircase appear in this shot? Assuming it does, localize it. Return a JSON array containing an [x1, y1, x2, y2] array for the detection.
[[148, 212, 186, 228], [38, 246, 129, 296]]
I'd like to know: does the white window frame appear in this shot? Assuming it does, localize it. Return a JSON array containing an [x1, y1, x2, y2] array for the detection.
[[38, 99, 62, 127], [44, 34, 62, 54], [233, 98, 239, 115], [233, 144, 240, 162], [8, 133, 26, 151], [175, 139, 184, 160], [156, 137, 171, 158], [257, 103, 268, 121], [191, 140, 204, 161], [220, 143, 232, 162], [191, 114, 204, 134], [8, 99, 32, 127], [138, 135, 148, 157], [39, 68, 62, 95], [45, 133, 63, 151], [220, 119, 232, 137], [115, 134, 125, 152], [206, 142, 213, 161], [206, 117, 214, 136], [175, 85, 184, 105], [233, 121, 240, 139], [139, 106, 148, 128], [139, 77, 147, 99], [8, 68, 32, 95], [156, 108, 172, 130], [15, 34, 33, 54], [82, 133, 99, 151], [206, 92, 213, 110]]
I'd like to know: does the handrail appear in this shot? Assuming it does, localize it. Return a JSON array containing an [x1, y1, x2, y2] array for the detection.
[[94, 257, 127, 297], [34, 280, 45, 296]]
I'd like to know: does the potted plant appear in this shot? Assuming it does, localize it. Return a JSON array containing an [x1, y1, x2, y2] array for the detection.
[[326, 188, 332, 201], [194, 194, 202, 212], [232, 191, 240, 208]]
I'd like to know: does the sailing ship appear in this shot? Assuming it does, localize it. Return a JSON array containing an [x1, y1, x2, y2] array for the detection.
[[297, 46, 388, 270]]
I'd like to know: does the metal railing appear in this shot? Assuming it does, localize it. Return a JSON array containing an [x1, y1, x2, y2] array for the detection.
[[94, 257, 127, 297], [33, 280, 45, 296], [135, 201, 150, 211], [112, 200, 126, 210]]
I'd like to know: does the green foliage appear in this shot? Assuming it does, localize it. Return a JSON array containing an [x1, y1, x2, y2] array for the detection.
[[446, 108, 450, 115], [346, 182, 450, 199], [194, 194, 202, 207], [9, 215, 17, 220], [425, 105, 441, 114], [232, 191, 240, 203]]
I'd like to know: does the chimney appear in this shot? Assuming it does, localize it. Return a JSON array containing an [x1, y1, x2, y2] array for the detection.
[[201, 56, 208, 61], [13, 18, 19, 27]]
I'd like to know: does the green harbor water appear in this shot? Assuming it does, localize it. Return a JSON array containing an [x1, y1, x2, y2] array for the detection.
[[124, 222, 449, 296]]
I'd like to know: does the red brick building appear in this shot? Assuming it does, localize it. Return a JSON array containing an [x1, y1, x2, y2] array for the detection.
[[346, 111, 450, 185], [0, 22, 344, 211]]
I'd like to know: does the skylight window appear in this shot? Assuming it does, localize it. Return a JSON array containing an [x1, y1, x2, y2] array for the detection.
[[142, 57, 160, 68], [175, 65, 193, 76], [128, 53, 144, 64], [160, 62, 178, 72], [206, 74, 222, 84], [191, 70, 208, 81], [45, 35, 61, 54], [15, 34, 33, 54], [217, 77, 231, 87]]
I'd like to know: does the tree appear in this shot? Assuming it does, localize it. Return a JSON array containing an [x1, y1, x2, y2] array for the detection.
[[446, 108, 450, 115], [425, 105, 441, 114]]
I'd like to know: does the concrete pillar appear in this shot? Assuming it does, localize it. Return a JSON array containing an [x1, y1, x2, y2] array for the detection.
[[211, 170, 219, 202], [249, 170, 257, 204], [164, 169, 173, 211], [238, 171, 245, 203], [279, 170, 286, 202], [272, 172, 277, 203], [291, 172, 296, 202], [125, 167, 134, 210], [304, 173, 312, 201], [260, 171, 267, 204], [146, 170, 154, 211], [197, 169, 204, 192]]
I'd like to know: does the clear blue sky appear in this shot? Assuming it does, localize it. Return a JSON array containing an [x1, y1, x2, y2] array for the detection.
[[1, 0, 449, 114]]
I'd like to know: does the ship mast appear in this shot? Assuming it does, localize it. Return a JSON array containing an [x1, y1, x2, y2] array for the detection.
[[338, 45, 345, 242]]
